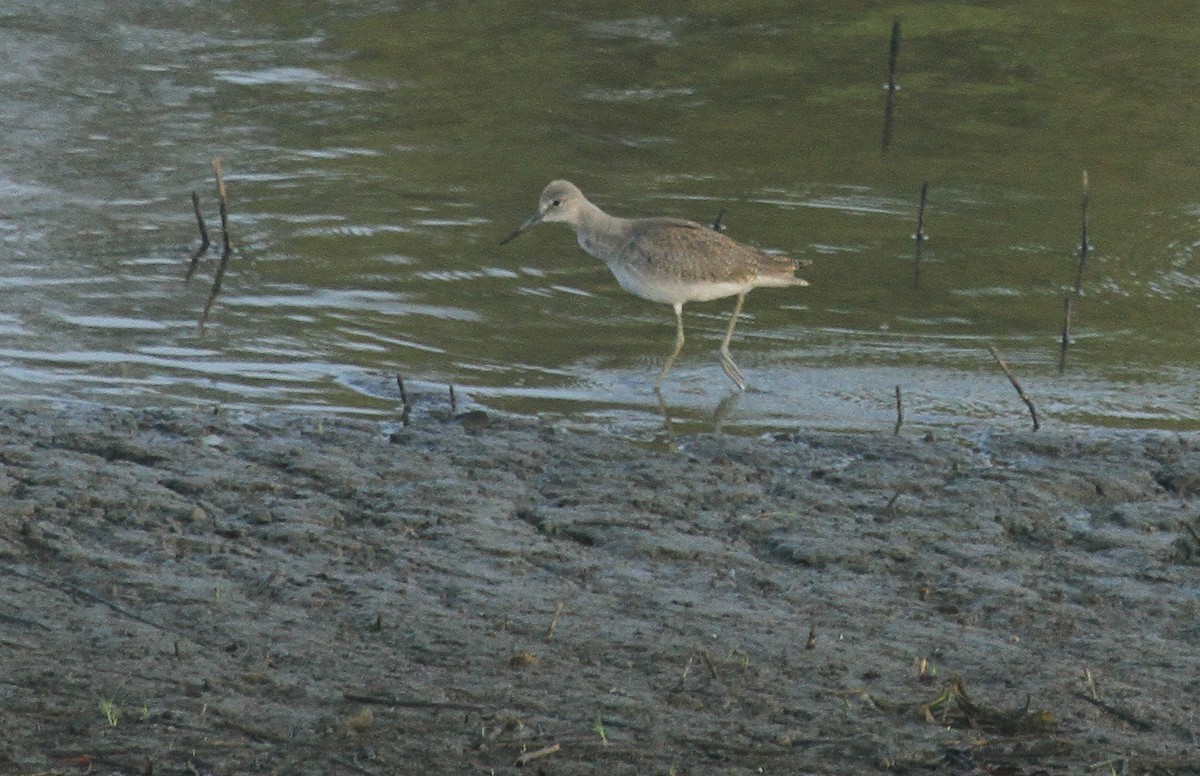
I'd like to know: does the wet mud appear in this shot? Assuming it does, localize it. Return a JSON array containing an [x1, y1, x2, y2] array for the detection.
[[1, 406, 1198, 774]]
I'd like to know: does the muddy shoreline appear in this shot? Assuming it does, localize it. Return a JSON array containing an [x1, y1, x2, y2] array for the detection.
[[1, 405, 1198, 775]]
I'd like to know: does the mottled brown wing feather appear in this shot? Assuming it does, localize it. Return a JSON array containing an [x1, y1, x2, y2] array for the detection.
[[622, 218, 805, 284]]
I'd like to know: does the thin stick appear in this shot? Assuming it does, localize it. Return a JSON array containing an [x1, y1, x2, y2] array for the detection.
[[986, 344, 1040, 431], [448, 384, 457, 413], [396, 374, 409, 406], [881, 17, 901, 152], [199, 159, 232, 334], [1072, 692, 1153, 731], [184, 190, 210, 282], [340, 692, 483, 712], [674, 652, 695, 691], [1058, 295, 1073, 373], [514, 743, 560, 767], [1073, 170, 1090, 296], [893, 384, 904, 435], [396, 375, 412, 426], [913, 182, 928, 285]]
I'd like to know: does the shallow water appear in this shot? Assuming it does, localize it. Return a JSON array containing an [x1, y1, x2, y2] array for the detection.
[[2, 1, 1199, 435]]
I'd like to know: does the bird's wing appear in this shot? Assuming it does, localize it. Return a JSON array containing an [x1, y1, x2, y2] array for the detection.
[[623, 218, 805, 283]]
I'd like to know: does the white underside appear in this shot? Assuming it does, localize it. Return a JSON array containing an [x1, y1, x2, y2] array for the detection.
[[606, 261, 800, 305]]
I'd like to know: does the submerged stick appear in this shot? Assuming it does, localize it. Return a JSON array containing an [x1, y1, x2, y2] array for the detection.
[[913, 182, 928, 285], [184, 190, 210, 282], [448, 384, 457, 414], [1058, 295, 1073, 373], [987, 344, 1040, 431], [893, 384, 904, 435], [1073, 170, 1090, 296], [881, 17, 901, 152], [199, 159, 233, 335]]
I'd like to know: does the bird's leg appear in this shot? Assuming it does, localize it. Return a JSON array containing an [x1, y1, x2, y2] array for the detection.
[[655, 303, 686, 390], [719, 293, 748, 391]]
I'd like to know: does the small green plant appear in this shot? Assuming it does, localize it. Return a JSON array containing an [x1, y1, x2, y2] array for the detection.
[[99, 699, 120, 727], [592, 714, 608, 745]]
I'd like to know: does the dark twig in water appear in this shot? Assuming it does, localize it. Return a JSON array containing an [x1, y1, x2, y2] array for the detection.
[[1058, 295, 1073, 373], [711, 207, 727, 232], [913, 182, 928, 285], [199, 159, 233, 335], [881, 17, 901, 152], [893, 384, 904, 435], [396, 374, 411, 426], [987, 344, 1040, 431], [448, 384, 457, 414], [1073, 170, 1090, 296], [184, 190, 209, 282]]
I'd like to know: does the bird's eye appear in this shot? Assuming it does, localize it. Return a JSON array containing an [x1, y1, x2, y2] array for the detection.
[[551, 199, 561, 207]]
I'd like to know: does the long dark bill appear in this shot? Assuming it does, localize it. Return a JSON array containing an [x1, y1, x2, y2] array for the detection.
[[498, 210, 543, 245]]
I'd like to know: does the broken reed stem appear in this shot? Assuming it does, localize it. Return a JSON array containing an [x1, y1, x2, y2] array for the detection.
[[1058, 295, 1073, 373], [545, 600, 564, 640], [396, 374, 412, 426], [396, 374, 409, 406], [1073, 170, 1090, 296], [1083, 666, 1099, 701], [184, 190, 210, 282], [893, 384, 903, 435], [199, 158, 233, 335], [675, 647, 719, 692], [881, 17, 901, 152], [913, 182, 928, 285], [448, 384, 457, 413], [675, 653, 695, 691], [986, 343, 1040, 431]]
